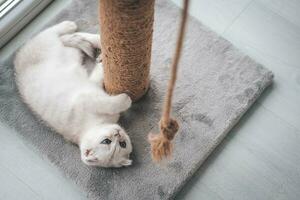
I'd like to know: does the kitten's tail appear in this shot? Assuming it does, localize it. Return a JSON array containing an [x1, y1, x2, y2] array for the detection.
[[60, 34, 95, 58]]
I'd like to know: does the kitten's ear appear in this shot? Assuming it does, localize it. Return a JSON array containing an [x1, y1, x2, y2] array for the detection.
[[121, 159, 132, 167]]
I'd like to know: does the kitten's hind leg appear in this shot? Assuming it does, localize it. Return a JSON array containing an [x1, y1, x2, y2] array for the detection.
[[50, 21, 77, 36], [14, 21, 77, 70], [73, 33, 102, 62], [60, 33, 95, 58], [72, 33, 101, 49]]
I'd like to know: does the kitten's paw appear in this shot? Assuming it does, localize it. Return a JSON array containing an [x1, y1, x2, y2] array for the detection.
[[58, 21, 77, 34], [117, 93, 132, 111]]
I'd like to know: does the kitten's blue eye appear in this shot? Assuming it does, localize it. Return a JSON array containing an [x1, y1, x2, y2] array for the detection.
[[101, 138, 111, 144], [119, 141, 126, 148]]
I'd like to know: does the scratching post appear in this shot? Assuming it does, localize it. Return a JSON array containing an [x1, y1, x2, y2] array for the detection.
[[99, 0, 155, 101]]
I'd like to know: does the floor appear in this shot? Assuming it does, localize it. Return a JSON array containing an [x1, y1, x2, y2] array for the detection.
[[0, 0, 299, 199]]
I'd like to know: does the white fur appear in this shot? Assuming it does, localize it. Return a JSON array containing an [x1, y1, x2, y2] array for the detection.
[[14, 21, 133, 167]]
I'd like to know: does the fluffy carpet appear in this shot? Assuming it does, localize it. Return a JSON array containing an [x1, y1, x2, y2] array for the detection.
[[0, 0, 273, 199]]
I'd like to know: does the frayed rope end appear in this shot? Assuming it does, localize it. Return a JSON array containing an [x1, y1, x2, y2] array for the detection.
[[148, 133, 173, 162], [148, 118, 179, 162]]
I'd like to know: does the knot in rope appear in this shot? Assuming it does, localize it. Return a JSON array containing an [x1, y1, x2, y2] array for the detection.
[[160, 118, 179, 141]]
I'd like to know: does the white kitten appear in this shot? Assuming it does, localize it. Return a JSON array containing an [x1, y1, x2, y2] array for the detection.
[[14, 21, 133, 167]]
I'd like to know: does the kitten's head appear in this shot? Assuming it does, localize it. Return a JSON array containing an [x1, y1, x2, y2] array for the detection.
[[80, 124, 132, 167]]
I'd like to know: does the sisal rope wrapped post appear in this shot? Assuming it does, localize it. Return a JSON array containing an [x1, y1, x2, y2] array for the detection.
[[99, 0, 155, 101], [148, 0, 189, 162]]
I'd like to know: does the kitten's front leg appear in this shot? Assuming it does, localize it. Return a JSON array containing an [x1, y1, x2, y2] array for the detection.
[[95, 93, 132, 115], [96, 93, 132, 115], [76, 92, 132, 115], [108, 93, 132, 114]]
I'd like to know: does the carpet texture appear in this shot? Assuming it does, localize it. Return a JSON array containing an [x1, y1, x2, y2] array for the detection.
[[0, 0, 273, 199]]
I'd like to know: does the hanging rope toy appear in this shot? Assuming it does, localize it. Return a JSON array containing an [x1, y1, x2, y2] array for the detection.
[[148, 0, 190, 162]]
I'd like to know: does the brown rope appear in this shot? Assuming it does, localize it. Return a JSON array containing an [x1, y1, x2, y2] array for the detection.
[[148, 0, 190, 162]]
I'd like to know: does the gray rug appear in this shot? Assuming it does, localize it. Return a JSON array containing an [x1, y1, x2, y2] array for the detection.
[[0, 0, 273, 199]]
